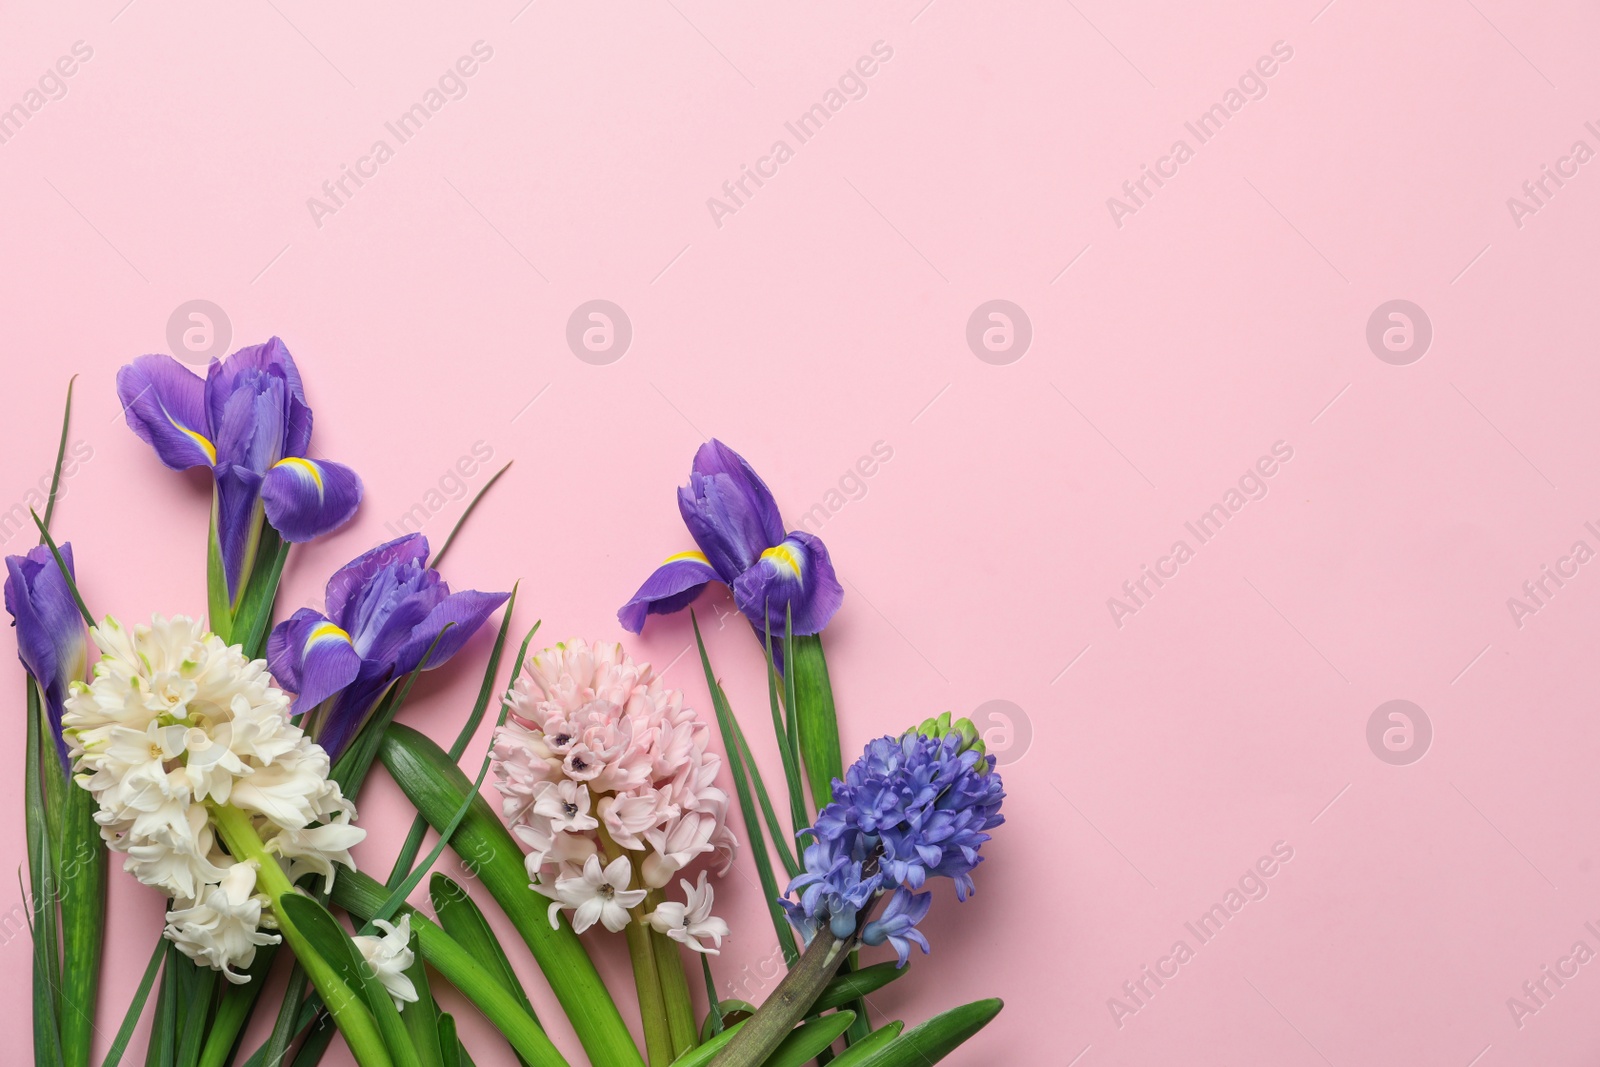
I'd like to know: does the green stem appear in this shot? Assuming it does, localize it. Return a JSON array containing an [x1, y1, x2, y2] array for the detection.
[[209, 805, 394, 1067], [646, 891, 696, 1058], [706, 927, 854, 1067], [625, 909, 674, 1066]]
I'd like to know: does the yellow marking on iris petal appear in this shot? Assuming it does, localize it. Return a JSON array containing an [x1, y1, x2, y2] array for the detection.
[[274, 457, 325, 494], [760, 543, 802, 577], [663, 550, 711, 566], [306, 621, 351, 648], [172, 420, 216, 464]]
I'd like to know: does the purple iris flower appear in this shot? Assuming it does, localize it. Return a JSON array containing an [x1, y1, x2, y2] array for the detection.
[[117, 338, 362, 603], [267, 533, 509, 760], [4, 543, 87, 770], [618, 439, 843, 639]]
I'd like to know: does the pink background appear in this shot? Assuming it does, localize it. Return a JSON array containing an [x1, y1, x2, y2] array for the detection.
[[2, 1, 1598, 1064]]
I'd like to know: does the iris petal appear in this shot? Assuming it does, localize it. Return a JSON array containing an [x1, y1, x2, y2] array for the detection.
[[677, 439, 787, 578], [314, 661, 396, 763], [115, 355, 215, 470], [214, 465, 265, 602], [266, 608, 362, 715], [204, 337, 305, 439], [4, 543, 85, 767], [731, 531, 844, 636], [323, 534, 430, 629], [261, 457, 363, 543], [617, 552, 720, 633], [394, 588, 512, 675]]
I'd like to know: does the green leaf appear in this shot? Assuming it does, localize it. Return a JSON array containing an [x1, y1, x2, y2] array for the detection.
[[369, 616, 534, 934], [429, 461, 513, 570], [662, 1019, 746, 1067], [193, 947, 274, 1067], [231, 527, 289, 660], [839, 998, 1002, 1067], [375, 725, 640, 1067], [41, 375, 77, 533], [28, 512, 93, 627], [764, 1012, 856, 1067], [763, 616, 809, 850], [787, 634, 842, 810], [99, 934, 165, 1067], [812, 962, 910, 1013], [172, 966, 217, 1067], [691, 613, 799, 966], [437, 1014, 462, 1067], [59, 783, 106, 1067], [144, 942, 180, 1067], [245, 951, 305, 1067], [388, 598, 527, 889], [332, 625, 454, 796], [430, 873, 542, 1037], [400, 928, 446, 1067], [205, 500, 231, 643], [696, 958, 728, 1041], [329, 870, 570, 1067], [25, 683, 65, 1067], [820, 1021, 903, 1066], [727, 713, 800, 879], [288, 1015, 339, 1067], [275, 895, 413, 1067]]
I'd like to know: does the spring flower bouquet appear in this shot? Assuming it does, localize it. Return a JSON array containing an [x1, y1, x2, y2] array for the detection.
[[10, 345, 1006, 1067]]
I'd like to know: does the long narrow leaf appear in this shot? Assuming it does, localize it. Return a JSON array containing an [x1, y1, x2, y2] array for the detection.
[[728, 713, 800, 879], [193, 948, 275, 1067], [691, 613, 799, 966], [99, 935, 165, 1067], [28, 513, 93, 627], [205, 503, 231, 643], [172, 966, 217, 1067], [233, 529, 290, 660], [26, 681, 63, 1067], [762, 619, 808, 845], [59, 782, 106, 1067], [765, 1013, 856, 1067], [400, 927, 446, 1067], [275, 895, 412, 1067], [328, 871, 570, 1067], [841, 998, 1002, 1067], [41, 375, 77, 531], [374, 725, 640, 1067], [429, 461, 513, 570], [787, 635, 841, 809], [430, 873, 541, 1031], [819, 1022, 903, 1066], [145, 943, 179, 1067], [388, 598, 527, 888], [288, 1016, 338, 1067], [812, 963, 910, 1014]]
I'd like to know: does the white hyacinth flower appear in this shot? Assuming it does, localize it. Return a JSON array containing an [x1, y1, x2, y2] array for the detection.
[[538, 854, 647, 934], [352, 916, 419, 1010], [64, 615, 368, 982], [164, 861, 281, 984], [645, 871, 729, 954]]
